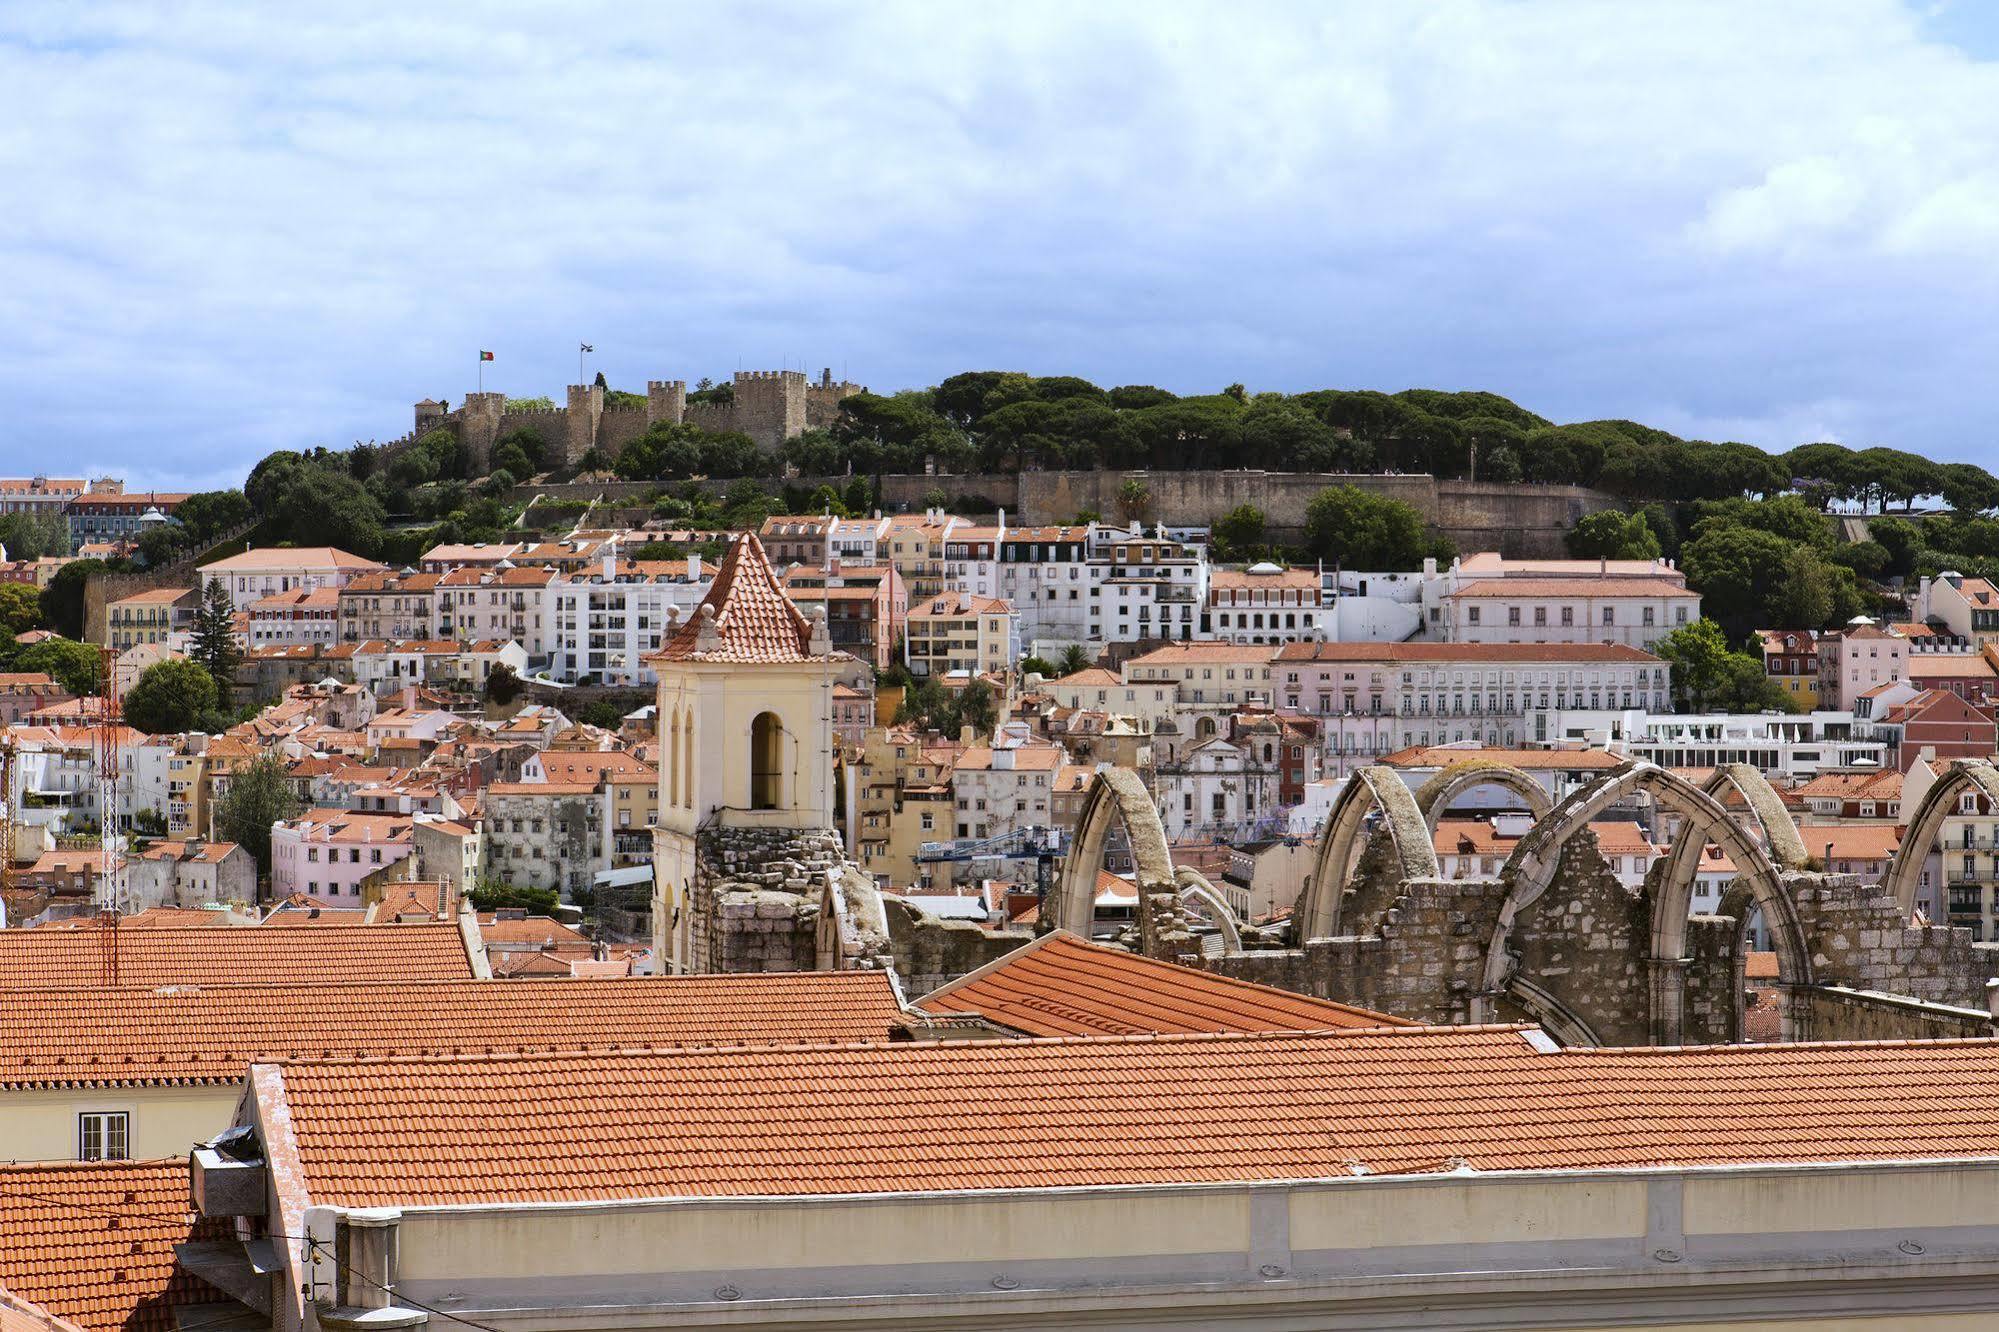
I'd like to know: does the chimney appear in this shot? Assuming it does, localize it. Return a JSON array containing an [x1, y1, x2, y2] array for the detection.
[[686, 553, 701, 582]]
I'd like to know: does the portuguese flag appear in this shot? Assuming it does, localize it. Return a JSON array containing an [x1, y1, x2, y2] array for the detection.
[[479, 350, 495, 361]]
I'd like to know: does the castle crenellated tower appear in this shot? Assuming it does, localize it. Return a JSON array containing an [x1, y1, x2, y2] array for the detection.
[[411, 365, 861, 471]]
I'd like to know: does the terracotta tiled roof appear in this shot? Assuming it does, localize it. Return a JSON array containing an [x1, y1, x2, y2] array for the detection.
[[650, 533, 826, 664], [914, 932, 1409, 1036], [1434, 818, 1655, 859], [198, 546, 384, 572], [0, 973, 906, 1088], [1445, 577, 1698, 599], [1051, 667, 1120, 688], [0, 921, 475, 987], [1380, 745, 1623, 770], [1906, 653, 1998, 679], [1123, 643, 1274, 667], [265, 1025, 1999, 1206], [0, 1159, 221, 1332], [1278, 642, 1663, 664], [1797, 822, 1901, 861]]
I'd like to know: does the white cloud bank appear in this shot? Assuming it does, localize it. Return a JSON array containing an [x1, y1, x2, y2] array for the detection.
[[0, 0, 1995, 486]]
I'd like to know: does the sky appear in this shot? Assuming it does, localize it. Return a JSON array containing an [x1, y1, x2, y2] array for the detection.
[[3, 0, 1999, 491]]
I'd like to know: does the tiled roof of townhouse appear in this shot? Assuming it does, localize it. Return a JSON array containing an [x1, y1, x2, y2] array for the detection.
[[953, 743, 1065, 772], [107, 585, 195, 607], [1796, 822, 1903, 861], [1793, 769, 1903, 803], [1050, 667, 1120, 687], [421, 541, 526, 564], [533, 750, 654, 784], [1906, 652, 1997, 679], [1379, 745, 1624, 771], [913, 931, 1410, 1037], [1455, 552, 1684, 581], [1276, 642, 1663, 663], [198, 545, 385, 572], [0, 973, 907, 1089], [261, 1025, 1999, 1206], [1209, 567, 1319, 591], [650, 532, 830, 665], [911, 592, 1012, 617], [1434, 818, 1654, 859], [1444, 577, 1700, 599], [0, 920, 476, 987], [0, 1158, 223, 1332], [1124, 643, 1274, 667]]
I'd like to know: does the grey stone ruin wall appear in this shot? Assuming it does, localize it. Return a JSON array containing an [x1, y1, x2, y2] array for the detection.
[[691, 825, 848, 974]]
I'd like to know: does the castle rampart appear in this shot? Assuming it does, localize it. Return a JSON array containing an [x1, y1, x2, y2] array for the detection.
[[415, 367, 863, 466]]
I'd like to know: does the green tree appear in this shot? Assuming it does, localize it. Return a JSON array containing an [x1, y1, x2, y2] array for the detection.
[[1680, 525, 1795, 640], [1565, 511, 1662, 560], [175, 490, 254, 545], [215, 752, 304, 892], [1019, 655, 1060, 678], [1057, 644, 1091, 676], [0, 510, 72, 561], [124, 658, 219, 734], [1653, 619, 1796, 713], [1212, 504, 1268, 558], [1867, 516, 1922, 579], [1302, 486, 1431, 570], [16, 636, 100, 696], [0, 582, 38, 635], [468, 878, 561, 915], [484, 662, 524, 706], [1114, 479, 1152, 526], [38, 559, 105, 640], [954, 679, 998, 737], [191, 578, 241, 701], [576, 700, 627, 729]]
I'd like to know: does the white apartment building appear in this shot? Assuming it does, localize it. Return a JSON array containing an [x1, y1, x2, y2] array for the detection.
[[546, 553, 714, 686], [997, 524, 1097, 651], [1541, 709, 1889, 779], [949, 740, 1062, 842], [827, 516, 891, 565], [1207, 564, 1331, 645], [1442, 577, 1699, 651], [940, 524, 1003, 598], [1091, 525, 1205, 647], [1274, 642, 1672, 769], [196, 546, 388, 612], [245, 587, 340, 648], [269, 808, 414, 899], [436, 565, 555, 660]]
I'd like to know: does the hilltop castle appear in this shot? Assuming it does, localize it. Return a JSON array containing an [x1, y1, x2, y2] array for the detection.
[[413, 367, 864, 470]]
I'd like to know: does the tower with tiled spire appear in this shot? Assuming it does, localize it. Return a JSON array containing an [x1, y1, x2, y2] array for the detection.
[[647, 532, 846, 973]]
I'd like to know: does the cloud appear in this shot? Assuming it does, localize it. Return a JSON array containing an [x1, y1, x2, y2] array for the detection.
[[1, 0, 1997, 488]]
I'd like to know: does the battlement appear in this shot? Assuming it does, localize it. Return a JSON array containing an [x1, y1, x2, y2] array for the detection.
[[410, 365, 854, 463]]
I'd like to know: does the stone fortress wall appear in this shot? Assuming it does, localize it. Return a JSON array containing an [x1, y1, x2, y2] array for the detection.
[[417, 368, 864, 471]]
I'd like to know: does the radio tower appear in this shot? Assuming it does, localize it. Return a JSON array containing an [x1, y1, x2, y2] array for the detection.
[[94, 645, 124, 914]]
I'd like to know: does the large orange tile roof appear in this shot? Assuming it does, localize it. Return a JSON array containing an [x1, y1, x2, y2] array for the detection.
[[1381, 745, 1623, 770], [0, 920, 475, 988], [265, 1025, 1999, 1207], [1277, 642, 1661, 663], [913, 932, 1408, 1036], [0, 973, 906, 1089], [650, 532, 829, 664], [1445, 577, 1698, 599], [0, 1159, 221, 1332]]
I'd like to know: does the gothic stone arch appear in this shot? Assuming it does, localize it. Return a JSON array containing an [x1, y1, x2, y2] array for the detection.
[[1479, 760, 1811, 1044], [1414, 760, 1554, 830], [1174, 865, 1243, 954], [1294, 766, 1440, 940], [1882, 759, 1999, 916], [1046, 768, 1189, 957]]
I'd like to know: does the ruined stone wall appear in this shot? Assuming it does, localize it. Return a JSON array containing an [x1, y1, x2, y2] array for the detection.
[[1793, 876, 1999, 1006], [1680, 914, 1744, 1045], [884, 897, 1029, 995], [729, 370, 808, 449], [1803, 986, 1995, 1041], [1504, 833, 1652, 1046], [806, 379, 863, 430], [691, 825, 847, 973]]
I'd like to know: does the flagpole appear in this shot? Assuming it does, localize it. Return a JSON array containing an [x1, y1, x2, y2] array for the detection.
[[478, 350, 484, 395]]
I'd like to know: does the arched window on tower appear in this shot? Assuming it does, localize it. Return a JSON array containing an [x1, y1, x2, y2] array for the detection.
[[668, 711, 681, 808], [751, 711, 783, 810]]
